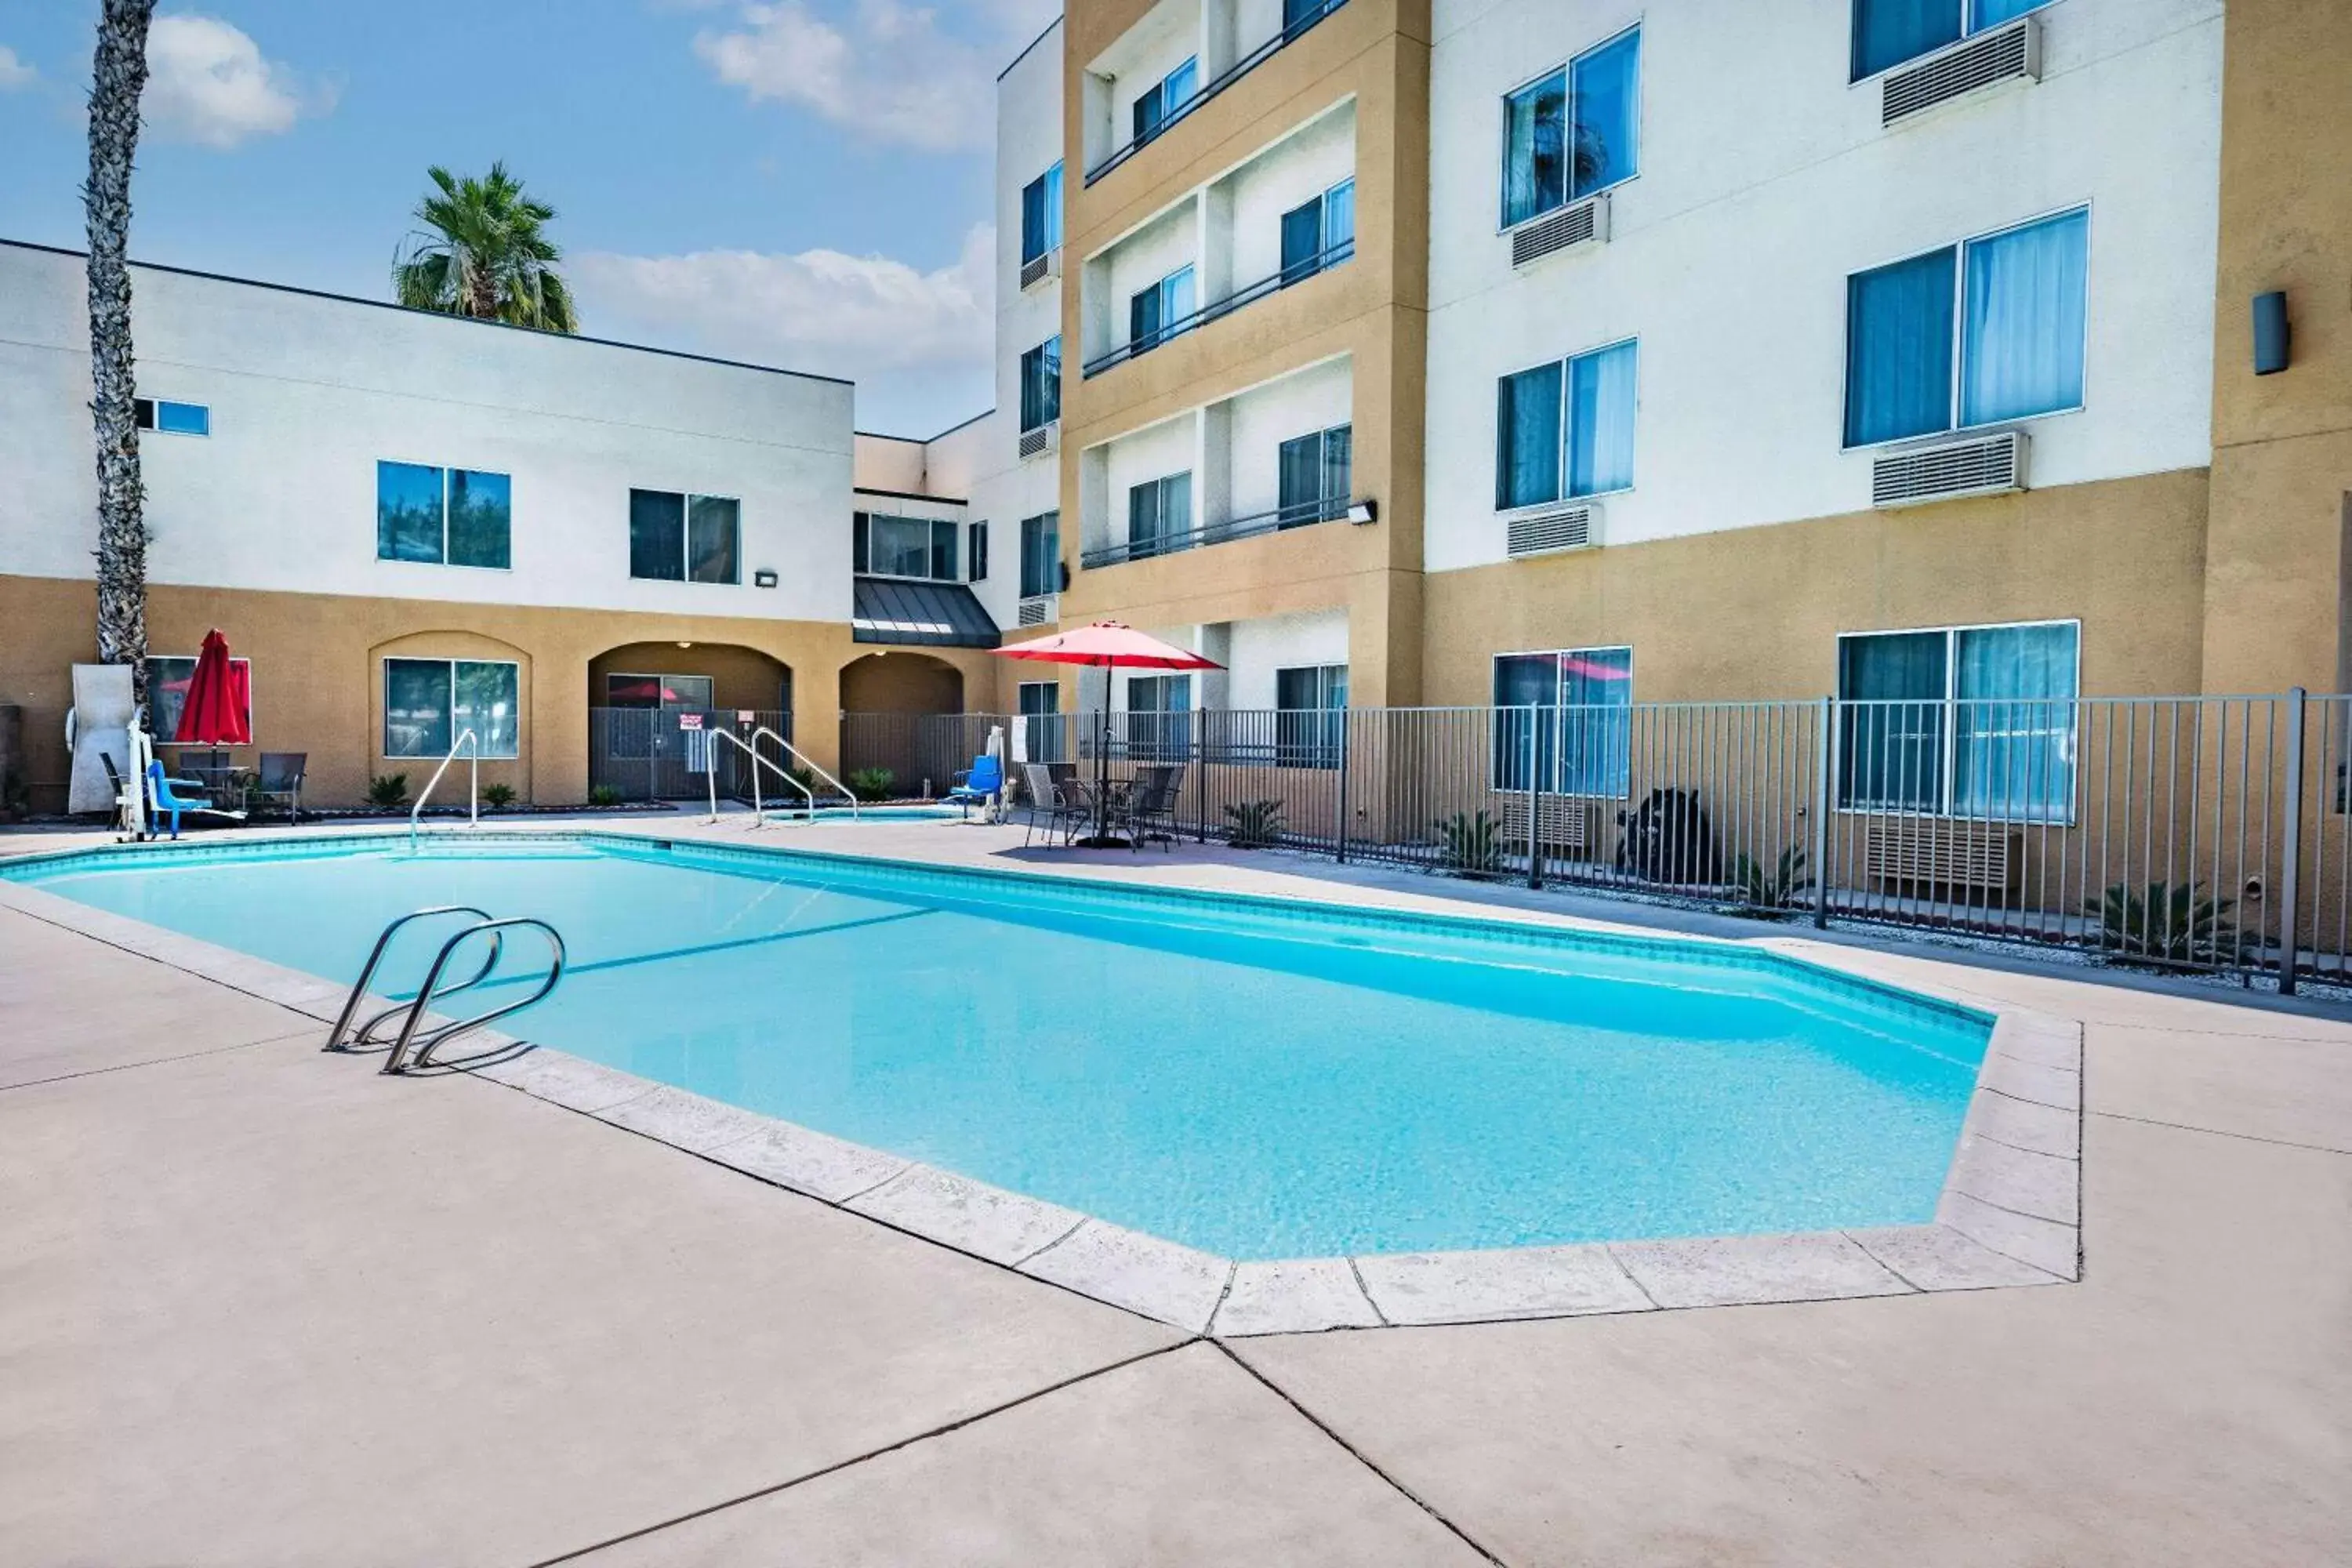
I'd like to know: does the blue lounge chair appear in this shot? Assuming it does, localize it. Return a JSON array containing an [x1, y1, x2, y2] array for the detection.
[[946, 754, 1004, 819], [144, 759, 247, 840]]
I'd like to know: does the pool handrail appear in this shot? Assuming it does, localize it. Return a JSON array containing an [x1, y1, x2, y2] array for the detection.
[[751, 726, 858, 822], [409, 728, 479, 848], [704, 726, 812, 826], [381, 915, 566, 1075], [323, 905, 499, 1051]]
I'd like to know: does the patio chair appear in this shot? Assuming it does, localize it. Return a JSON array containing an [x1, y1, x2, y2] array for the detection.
[[252, 752, 307, 822], [1020, 762, 1087, 848], [946, 753, 1004, 821], [143, 759, 246, 840], [1121, 764, 1186, 852]]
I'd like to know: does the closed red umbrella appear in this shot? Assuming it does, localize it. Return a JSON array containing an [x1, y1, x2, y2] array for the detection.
[[993, 621, 1221, 846], [174, 628, 251, 746]]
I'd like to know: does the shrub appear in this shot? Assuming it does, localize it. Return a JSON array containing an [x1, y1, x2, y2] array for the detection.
[[2086, 880, 2238, 966], [1730, 846, 1814, 913], [482, 782, 517, 811], [1224, 798, 1286, 848], [586, 783, 623, 808], [847, 767, 895, 803], [367, 773, 409, 809], [1435, 809, 1502, 876]]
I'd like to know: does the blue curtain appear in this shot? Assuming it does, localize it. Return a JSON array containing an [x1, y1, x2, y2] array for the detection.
[[1501, 71, 1566, 227], [1838, 631, 1947, 811], [1322, 178, 1356, 256], [1953, 623, 2076, 821], [1566, 340, 1637, 497], [1961, 209, 2088, 428], [1570, 30, 1640, 197], [1846, 248, 1956, 446], [1164, 265, 1196, 325], [1491, 654, 1559, 791], [1557, 647, 1632, 797], [1495, 362, 1563, 509], [1852, 0, 1962, 78], [1281, 199, 1325, 282]]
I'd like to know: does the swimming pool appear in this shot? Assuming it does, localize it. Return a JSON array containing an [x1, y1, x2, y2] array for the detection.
[[5, 831, 1992, 1261]]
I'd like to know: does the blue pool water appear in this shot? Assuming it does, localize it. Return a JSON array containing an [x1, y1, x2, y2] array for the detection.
[[7, 833, 1990, 1259]]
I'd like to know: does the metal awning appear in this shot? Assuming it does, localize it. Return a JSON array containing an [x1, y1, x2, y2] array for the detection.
[[851, 577, 1002, 648]]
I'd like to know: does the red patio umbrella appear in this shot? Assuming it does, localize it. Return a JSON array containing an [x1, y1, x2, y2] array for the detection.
[[173, 627, 252, 748], [993, 621, 1221, 846]]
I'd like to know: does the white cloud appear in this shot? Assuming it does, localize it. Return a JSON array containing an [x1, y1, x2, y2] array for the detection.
[[143, 14, 321, 148], [693, 0, 1054, 152], [0, 45, 35, 90], [573, 226, 994, 388]]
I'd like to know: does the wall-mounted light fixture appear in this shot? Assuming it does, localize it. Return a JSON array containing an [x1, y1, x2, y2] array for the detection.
[[753, 568, 779, 588], [2253, 291, 2290, 376], [1347, 499, 1378, 525], [676, 641, 693, 650]]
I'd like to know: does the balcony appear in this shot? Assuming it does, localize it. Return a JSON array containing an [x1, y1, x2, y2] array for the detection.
[[1083, 0, 1352, 187], [1081, 494, 1367, 569], [1082, 236, 1352, 378]]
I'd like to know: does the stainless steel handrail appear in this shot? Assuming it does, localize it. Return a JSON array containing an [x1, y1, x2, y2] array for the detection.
[[381, 916, 566, 1075], [751, 726, 858, 820], [324, 906, 498, 1051], [408, 728, 479, 849], [705, 725, 812, 826]]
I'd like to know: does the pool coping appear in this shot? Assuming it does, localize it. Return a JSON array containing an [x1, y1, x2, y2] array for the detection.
[[0, 826, 2082, 1336]]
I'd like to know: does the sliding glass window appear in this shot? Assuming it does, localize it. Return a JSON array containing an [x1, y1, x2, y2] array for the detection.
[[383, 658, 521, 760], [1501, 27, 1639, 229], [1018, 511, 1061, 599], [1019, 338, 1062, 431], [1852, 0, 2049, 82], [1127, 473, 1192, 560], [629, 489, 740, 583], [1492, 648, 1633, 797], [1496, 339, 1636, 509], [1837, 620, 2078, 821], [1020, 163, 1063, 263], [377, 461, 510, 568], [1277, 424, 1352, 526]]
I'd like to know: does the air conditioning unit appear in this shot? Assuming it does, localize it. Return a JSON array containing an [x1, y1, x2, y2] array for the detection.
[[1018, 420, 1059, 461], [1511, 192, 1610, 270], [1862, 817, 2020, 895], [1019, 249, 1061, 291], [1016, 594, 1057, 627], [1505, 503, 1598, 559], [1883, 17, 2040, 128], [1871, 430, 2028, 508]]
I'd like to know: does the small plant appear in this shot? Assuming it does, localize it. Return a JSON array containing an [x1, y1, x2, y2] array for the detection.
[[1730, 846, 1815, 914], [586, 783, 624, 808], [482, 782, 517, 811], [2086, 880, 2238, 966], [367, 773, 410, 809], [1435, 810, 1502, 876], [847, 767, 895, 803], [785, 763, 821, 797], [1224, 798, 1286, 848]]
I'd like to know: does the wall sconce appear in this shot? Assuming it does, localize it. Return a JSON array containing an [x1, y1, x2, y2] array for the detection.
[[2253, 291, 2290, 376], [1347, 499, 1378, 525], [676, 641, 693, 650], [753, 568, 779, 588]]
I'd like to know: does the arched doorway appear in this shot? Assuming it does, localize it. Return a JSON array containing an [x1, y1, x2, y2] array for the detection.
[[588, 641, 793, 800], [838, 651, 970, 797]]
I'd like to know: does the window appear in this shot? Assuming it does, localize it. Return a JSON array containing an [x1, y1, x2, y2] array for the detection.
[[1838, 621, 2078, 821], [1127, 472, 1193, 560], [628, 489, 740, 583], [970, 521, 989, 583], [1493, 647, 1633, 797], [1020, 511, 1061, 599], [606, 673, 714, 710], [376, 461, 511, 569], [1125, 673, 1193, 761], [1019, 338, 1062, 431], [383, 658, 520, 760], [1502, 27, 1640, 229], [1844, 209, 2088, 448], [1852, 0, 2046, 82], [1276, 665, 1348, 768], [1277, 424, 1352, 526], [1496, 339, 1636, 509], [1021, 162, 1064, 263], [146, 655, 252, 741], [1131, 57, 1200, 145], [855, 513, 962, 582], [1279, 178, 1356, 284], [1019, 680, 1063, 761], [135, 397, 209, 437], [1129, 266, 1197, 354]]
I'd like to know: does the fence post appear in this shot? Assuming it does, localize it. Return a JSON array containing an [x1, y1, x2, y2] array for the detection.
[[1335, 709, 1351, 864], [2278, 687, 2306, 995], [1197, 716, 1210, 844], [1812, 695, 1833, 930], [1526, 703, 1543, 891]]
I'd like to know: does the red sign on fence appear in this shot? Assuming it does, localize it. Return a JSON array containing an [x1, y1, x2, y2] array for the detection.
[[677, 713, 704, 731]]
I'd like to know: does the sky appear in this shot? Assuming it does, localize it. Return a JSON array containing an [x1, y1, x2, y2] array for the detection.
[[0, 0, 1058, 435]]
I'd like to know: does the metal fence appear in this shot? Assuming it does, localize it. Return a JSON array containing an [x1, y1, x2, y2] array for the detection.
[[851, 693, 2352, 991], [588, 709, 791, 802]]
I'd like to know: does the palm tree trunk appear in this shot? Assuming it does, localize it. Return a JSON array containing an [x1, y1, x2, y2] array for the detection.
[[85, 0, 157, 708]]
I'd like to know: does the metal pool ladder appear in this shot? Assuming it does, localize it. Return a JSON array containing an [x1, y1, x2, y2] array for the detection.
[[705, 724, 859, 825], [325, 906, 566, 1075], [408, 728, 480, 850]]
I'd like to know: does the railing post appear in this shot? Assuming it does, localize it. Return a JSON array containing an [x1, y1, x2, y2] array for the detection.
[[2278, 687, 2306, 995], [1813, 696, 1833, 930], [1526, 703, 1543, 890], [1335, 708, 1352, 864]]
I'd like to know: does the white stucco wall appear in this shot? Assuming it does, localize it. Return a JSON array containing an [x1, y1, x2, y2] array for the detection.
[[1224, 608, 1350, 710], [1226, 356, 1355, 520], [1421, 0, 2226, 573], [1225, 101, 1356, 290], [1091, 413, 1200, 554], [0, 242, 857, 621], [1087, 0, 1206, 166]]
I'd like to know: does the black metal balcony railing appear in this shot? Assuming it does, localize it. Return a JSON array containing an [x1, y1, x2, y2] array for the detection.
[[1081, 493, 1360, 569], [1080, 238, 1354, 379], [1084, 0, 1352, 187]]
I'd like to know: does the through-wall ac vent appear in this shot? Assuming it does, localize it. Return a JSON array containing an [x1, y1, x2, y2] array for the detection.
[[1016, 594, 1056, 627], [1019, 249, 1061, 290], [1505, 503, 1597, 558], [1018, 420, 1059, 461], [1510, 193, 1610, 269], [1882, 18, 2040, 127], [1871, 430, 2028, 507]]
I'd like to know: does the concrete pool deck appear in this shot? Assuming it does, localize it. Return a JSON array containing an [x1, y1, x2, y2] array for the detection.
[[2, 811, 2347, 1564]]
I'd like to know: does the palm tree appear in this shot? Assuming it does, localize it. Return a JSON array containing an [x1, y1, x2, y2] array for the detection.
[[85, 0, 158, 706], [391, 164, 579, 332]]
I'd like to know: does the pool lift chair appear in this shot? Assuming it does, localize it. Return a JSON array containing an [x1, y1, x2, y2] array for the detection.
[[946, 753, 1004, 820]]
